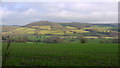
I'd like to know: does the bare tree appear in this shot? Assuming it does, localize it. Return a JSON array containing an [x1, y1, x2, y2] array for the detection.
[[50, 26, 53, 30], [3, 36, 14, 65], [61, 28, 68, 38], [34, 29, 41, 43]]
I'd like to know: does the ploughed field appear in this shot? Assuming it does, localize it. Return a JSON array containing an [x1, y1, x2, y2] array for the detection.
[[2, 43, 118, 66]]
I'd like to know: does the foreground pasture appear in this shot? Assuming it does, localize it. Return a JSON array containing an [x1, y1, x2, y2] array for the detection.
[[2, 43, 118, 66]]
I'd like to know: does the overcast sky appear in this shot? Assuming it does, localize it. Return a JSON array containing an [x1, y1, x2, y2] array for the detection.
[[1, 2, 118, 25]]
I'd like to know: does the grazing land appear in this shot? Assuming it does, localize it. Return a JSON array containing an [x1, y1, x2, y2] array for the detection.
[[2, 42, 118, 66]]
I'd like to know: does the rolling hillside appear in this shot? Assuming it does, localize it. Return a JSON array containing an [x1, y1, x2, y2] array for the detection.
[[2, 21, 119, 39]]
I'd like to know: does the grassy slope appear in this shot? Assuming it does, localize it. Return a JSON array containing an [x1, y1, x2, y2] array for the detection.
[[2, 43, 118, 66]]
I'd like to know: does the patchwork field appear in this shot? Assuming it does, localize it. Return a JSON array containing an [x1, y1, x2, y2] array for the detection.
[[2, 43, 118, 66]]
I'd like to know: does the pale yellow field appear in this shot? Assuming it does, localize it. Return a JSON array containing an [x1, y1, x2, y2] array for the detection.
[[85, 36, 98, 39], [104, 37, 116, 39], [71, 29, 89, 33]]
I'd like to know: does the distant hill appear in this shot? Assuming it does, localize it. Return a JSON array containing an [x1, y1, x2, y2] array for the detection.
[[25, 21, 64, 29], [91, 23, 118, 27], [59, 22, 92, 27], [60, 22, 118, 27]]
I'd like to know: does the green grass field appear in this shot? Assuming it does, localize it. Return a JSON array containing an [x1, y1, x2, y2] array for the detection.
[[2, 43, 118, 66]]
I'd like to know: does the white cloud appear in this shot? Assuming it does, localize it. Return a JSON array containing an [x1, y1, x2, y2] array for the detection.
[[23, 9, 38, 15], [42, 9, 117, 23], [0, 8, 15, 18], [2, 2, 118, 25]]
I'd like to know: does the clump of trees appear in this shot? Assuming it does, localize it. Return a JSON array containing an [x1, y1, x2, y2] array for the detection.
[[80, 39, 87, 43], [100, 39, 120, 43], [112, 39, 119, 43], [43, 36, 65, 43], [2, 36, 29, 43], [2, 36, 7, 42], [98, 36, 105, 39], [100, 41, 111, 43], [78, 35, 87, 43], [14, 36, 29, 43]]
